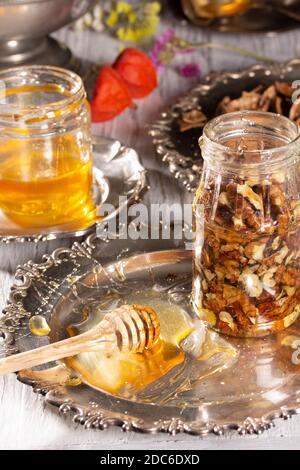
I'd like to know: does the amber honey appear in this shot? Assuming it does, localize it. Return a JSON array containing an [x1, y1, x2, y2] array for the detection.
[[0, 66, 95, 229], [64, 300, 191, 395], [65, 339, 185, 395], [0, 137, 94, 227]]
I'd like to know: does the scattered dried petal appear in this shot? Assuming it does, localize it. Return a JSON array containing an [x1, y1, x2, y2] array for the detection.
[[179, 109, 208, 132]]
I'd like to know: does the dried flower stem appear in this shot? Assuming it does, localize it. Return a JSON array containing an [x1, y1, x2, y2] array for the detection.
[[191, 41, 277, 64], [151, 31, 277, 69]]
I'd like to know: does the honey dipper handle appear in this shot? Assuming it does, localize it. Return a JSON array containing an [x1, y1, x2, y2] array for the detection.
[[0, 327, 113, 376]]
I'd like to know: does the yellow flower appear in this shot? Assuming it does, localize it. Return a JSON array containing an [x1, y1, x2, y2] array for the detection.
[[106, 1, 133, 27], [117, 27, 138, 42], [144, 2, 161, 15], [107, 1, 161, 43], [116, 15, 159, 42], [106, 11, 119, 27], [128, 11, 137, 24]]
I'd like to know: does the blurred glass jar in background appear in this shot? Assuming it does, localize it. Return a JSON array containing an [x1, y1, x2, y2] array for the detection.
[[193, 111, 300, 337], [186, 0, 251, 18], [182, 0, 300, 20], [0, 66, 95, 229]]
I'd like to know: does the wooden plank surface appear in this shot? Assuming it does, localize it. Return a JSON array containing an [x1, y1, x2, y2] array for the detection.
[[1, 6, 300, 450]]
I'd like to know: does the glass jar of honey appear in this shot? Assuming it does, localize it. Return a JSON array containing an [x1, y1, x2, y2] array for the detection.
[[0, 65, 95, 229], [193, 111, 300, 337]]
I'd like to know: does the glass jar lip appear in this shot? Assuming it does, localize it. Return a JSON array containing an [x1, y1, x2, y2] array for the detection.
[[0, 65, 85, 115], [200, 110, 300, 170]]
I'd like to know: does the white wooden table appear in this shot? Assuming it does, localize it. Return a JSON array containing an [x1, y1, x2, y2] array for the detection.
[[1, 8, 300, 450]]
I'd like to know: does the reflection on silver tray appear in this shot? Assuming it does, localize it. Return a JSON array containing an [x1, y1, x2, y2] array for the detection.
[[149, 59, 300, 193], [2, 235, 300, 436], [0, 136, 147, 244]]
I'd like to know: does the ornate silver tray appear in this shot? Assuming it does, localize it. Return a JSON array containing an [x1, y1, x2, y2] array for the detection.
[[2, 235, 300, 436], [149, 59, 300, 193], [0, 136, 147, 243]]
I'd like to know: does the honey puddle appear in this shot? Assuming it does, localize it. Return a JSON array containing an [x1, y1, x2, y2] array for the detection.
[[28, 279, 300, 409], [60, 289, 238, 405]]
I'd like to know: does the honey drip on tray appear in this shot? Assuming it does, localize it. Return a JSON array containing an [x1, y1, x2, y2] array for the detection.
[[29, 315, 51, 337], [63, 294, 237, 400]]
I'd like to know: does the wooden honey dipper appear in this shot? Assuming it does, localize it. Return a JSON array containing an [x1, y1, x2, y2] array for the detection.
[[0, 304, 160, 376]]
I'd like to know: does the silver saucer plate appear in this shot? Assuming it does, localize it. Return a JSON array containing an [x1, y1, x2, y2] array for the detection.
[[149, 59, 300, 193], [2, 235, 300, 437]]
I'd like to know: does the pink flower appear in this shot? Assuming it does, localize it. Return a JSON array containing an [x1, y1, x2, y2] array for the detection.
[[179, 63, 201, 78], [149, 29, 176, 68]]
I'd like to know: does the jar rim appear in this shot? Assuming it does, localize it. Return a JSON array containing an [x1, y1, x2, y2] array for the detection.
[[200, 110, 300, 172], [0, 65, 85, 117]]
